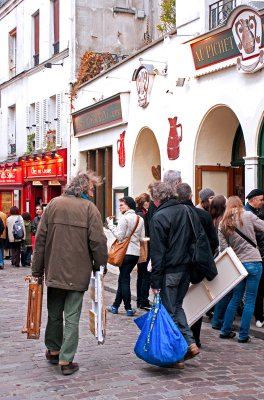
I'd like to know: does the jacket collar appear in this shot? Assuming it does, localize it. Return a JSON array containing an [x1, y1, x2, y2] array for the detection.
[[156, 198, 180, 211], [124, 209, 136, 215]]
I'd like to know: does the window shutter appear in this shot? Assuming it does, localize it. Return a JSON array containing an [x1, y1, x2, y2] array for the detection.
[[55, 93, 62, 146], [42, 99, 49, 148], [35, 101, 41, 150], [26, 106, 30, 131]]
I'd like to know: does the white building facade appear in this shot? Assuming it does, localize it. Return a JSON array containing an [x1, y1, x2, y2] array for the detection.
[[71, 0, 264, 219], [0, 0, 161, 216]]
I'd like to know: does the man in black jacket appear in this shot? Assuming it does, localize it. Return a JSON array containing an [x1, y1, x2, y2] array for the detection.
[[176, 183, 219, 347], [149, 182, 202, 369]]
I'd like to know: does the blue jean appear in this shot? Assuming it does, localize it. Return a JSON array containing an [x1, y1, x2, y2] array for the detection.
[[221, 262, 262, 340], [161, 269, 195, 346], [113, 255, 139, 311], [212, 291, 233, 329], [0, 239, 4, 266]]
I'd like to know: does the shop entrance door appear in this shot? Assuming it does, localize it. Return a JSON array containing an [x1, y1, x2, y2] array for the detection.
[[0, 191, 12, 214], [195, 166, 234, 204]]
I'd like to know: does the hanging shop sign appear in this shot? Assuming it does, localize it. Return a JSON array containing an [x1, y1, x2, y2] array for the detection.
[[0, 165, 23, 185], [73, 94, 123, 136], [190, 7, 264, 74], [20, 149, 67, 181], [132, 64, 155, 108]]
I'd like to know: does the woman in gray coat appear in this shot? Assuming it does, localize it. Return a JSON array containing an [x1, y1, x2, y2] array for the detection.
[[219, 196, 264, 343]]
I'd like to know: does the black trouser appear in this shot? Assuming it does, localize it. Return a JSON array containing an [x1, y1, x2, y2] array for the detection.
[[113, 255, 139, 311], [136, 257, 151, 307], [10, 242, 21, 267], [191, 317, 203, 346]]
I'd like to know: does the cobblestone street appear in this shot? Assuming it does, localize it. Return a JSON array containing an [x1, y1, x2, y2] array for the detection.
[[1, 262, 264, 399]]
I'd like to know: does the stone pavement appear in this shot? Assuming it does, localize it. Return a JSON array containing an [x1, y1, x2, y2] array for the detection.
[[1, 261, 264, 400]]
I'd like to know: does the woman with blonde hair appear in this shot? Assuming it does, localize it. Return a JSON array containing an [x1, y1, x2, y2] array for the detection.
[[219, 196, 264, 343]]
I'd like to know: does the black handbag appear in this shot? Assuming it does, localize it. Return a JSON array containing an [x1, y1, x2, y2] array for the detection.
[[184, 206, 218, 284]]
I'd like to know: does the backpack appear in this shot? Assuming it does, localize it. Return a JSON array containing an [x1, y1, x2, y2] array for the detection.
[[184, 205, 218, 284], [13, 218, 24, 240]]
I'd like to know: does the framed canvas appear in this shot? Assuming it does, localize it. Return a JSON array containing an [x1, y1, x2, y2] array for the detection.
[[183, 247, 248, 326]]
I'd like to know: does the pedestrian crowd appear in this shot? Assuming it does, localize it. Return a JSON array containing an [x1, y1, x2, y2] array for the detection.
[[1, 170, 264, 375]]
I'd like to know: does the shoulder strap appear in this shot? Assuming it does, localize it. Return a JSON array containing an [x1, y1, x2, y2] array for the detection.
[[128, 215, 140, 239], [184, 205, 197, 240], [235, 227, 257, 248]]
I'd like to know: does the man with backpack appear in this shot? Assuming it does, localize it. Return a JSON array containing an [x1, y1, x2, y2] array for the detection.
[[6, 206, 25, 268]]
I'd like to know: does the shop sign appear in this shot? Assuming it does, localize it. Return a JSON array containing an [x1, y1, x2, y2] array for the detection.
[[73, 95, 122, 136], [0, 168, 23, 184], [25, 161, 63, 179], [190, 9, 264, 74]]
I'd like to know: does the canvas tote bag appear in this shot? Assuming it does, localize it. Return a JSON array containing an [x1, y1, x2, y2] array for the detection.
[[108, 216, 140, 267]]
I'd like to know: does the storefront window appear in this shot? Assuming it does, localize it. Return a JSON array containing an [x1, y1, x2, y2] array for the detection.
[[1, 192, 12, 214]]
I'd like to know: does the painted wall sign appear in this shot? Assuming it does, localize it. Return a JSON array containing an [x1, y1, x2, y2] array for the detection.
[[73, 95, 123, 136], [232, 11, 264, 73], [0, 168, 23, 185], [190, 8, 264, 73]]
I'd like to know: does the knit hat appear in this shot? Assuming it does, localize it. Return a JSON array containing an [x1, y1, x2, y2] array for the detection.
[[122, 196, 136, 211], [199, 188, 215, 202], [246, 189, 264, 200]]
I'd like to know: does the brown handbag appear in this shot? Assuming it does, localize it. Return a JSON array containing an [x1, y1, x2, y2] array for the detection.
[[22, 276, 43, 339], [108, 216, 140, 267], [138, 238, 149, 264]]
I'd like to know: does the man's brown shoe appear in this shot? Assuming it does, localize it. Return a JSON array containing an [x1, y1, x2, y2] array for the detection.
[[45, 350, 59, 365], [167, 362, 185, 369], [184, 343, 200, 361], [61, 362, 79, 376]]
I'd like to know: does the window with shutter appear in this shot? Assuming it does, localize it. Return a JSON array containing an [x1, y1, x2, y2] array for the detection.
[[55, 93, 62, 146], [9, 28, 17, 77], [35, 101, 41, 150], [42, 99, 49, 148], [53, 0, 60, 54], [26, 106, 30, 131], [8, 105, 16, 155], [33, 12, 40, 66]]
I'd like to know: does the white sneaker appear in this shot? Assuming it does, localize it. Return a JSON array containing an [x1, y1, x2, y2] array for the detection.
[[256, 320, 264, 328]]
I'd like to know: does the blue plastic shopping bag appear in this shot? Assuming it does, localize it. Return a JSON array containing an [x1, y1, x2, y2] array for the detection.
[[134, 294, 188, 367]]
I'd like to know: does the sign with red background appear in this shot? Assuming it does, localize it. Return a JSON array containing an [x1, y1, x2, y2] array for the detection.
[[0, 168, 23, 184]]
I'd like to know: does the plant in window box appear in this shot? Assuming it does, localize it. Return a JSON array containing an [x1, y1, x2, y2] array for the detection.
[[26, 133, 36, 154], [46, 129, 56, 151]]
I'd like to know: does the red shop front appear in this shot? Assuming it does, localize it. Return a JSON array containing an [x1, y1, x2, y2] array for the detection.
[[20, 149, 67, 218], [0, 163, 24, 214]]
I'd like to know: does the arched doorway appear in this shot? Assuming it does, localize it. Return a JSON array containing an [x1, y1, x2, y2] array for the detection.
[[132, 127, 161, 197], [195, 105, 245, 203]]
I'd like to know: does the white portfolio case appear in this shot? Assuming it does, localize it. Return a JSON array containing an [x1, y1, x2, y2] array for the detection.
[[183, 247, 248, 326]]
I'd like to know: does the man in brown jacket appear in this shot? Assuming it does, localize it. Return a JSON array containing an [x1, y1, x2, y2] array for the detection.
[[31, 172, 108, 376]]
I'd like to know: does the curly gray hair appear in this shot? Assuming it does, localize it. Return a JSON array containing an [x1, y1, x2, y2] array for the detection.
[[148, 181, 174, 204], [64, 171, 102, 197]]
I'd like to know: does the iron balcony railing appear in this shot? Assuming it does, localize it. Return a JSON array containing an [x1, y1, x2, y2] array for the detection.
[[209, 0, 237, 30]]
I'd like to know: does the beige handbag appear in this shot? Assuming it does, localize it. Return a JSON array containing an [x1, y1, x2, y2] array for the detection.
[[108, 216, 140, 267]]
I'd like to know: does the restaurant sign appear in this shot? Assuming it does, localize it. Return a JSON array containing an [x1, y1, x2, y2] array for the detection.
[[24, 161, 64, 179], [0, 168, 23, 185], [73, 95, 123, 136], [191, 8, 264, 74]]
